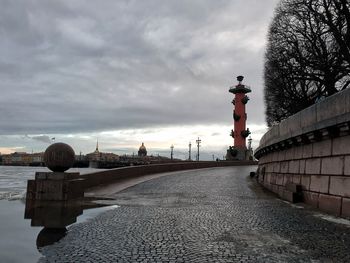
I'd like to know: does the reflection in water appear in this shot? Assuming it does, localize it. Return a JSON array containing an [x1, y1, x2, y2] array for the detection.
[[24, 198, 107, 249], [36, 227, 67, 248], [24, 199, 83, 249], [25, 199, 83, 228]]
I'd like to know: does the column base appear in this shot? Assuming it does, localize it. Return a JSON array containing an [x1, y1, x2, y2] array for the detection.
[[226, 146, 253, 161]]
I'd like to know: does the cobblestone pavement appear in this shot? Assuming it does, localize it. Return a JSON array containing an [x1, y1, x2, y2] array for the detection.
[[39, 166, 350, 262]]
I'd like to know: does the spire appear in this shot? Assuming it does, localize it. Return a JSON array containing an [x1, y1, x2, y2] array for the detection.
[[96, 139, 99, 151]]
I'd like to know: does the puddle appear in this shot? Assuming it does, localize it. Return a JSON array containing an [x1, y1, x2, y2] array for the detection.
[[24, 198, 120, 247], [0, 198, 119, 263], [281, 200, 305, 209], [313, 213, 350, 227], [76, 204, 119, 224]]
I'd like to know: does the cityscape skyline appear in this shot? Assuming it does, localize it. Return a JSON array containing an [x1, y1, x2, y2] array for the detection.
[[0, 123, 266, 160]]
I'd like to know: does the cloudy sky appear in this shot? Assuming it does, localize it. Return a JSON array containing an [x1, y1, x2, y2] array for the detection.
[[0, 0, 279, 160]]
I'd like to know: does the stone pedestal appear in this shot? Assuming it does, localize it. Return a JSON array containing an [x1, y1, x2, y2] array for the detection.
[[226, 147, 250, 161], [24, 142, 88, 248], [26, 172, 84, 201]]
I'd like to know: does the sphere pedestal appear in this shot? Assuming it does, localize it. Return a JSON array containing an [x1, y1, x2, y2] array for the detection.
[[26, 143, 85, 201]]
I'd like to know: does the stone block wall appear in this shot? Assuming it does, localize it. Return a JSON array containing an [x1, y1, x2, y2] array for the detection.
[[258, 135, 350, 217], [255, 88, 350, 218]]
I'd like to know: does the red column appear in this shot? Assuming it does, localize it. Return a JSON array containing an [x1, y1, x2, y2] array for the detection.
[[234, 92, 247, 148], [229, 76, 251, 151]]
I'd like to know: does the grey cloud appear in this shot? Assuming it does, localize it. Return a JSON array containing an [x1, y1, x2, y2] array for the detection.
[[31, 135, 52, 144], [0, 0, 279, 135]]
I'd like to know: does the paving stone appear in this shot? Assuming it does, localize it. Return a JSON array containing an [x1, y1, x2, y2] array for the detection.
[[36, 167, 350, 263]]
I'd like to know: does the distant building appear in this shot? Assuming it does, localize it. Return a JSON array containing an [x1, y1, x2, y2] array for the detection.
[[1, 152, 44, 166], [138, 142, 147, 157], [65, 141, 181, 169], [100, 152, 120, 162], [86, 140, 119, 163], [31, 153, 44, 163], [86, 140, 102, 161]]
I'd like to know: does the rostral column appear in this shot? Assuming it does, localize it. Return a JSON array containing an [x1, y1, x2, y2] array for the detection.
[[227, 75, 251, 160]]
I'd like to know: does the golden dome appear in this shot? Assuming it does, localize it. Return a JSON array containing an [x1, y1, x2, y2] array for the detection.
[[139, 142, 146, 150], [138, 142, 147, 157]]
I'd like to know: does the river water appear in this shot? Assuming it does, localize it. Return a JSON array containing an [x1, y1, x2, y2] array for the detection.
[[0, 166, 118, 263], [0, 166, 103, 200]]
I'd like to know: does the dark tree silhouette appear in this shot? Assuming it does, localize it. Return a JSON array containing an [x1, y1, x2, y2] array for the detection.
[[264, 0, 350, 126]]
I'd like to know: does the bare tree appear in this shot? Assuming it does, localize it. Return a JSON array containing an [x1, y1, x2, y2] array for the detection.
[[264, 0, 350, 126]]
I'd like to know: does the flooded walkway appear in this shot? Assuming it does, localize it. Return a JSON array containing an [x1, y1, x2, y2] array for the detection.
[[38, 166, 350, 262]]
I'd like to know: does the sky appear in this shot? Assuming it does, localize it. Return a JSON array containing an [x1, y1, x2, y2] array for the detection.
[[0, 0, 279, 160]]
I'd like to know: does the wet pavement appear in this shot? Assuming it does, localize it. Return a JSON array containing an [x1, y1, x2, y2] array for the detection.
[[37, 166, 350, 262]]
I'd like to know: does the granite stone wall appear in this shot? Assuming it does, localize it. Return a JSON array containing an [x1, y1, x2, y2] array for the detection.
[[255, 88, 350, 218], [81, 160, 257, 190]]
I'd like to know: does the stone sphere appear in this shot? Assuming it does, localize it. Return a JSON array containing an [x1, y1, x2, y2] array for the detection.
[[44, 143, 75, 172]]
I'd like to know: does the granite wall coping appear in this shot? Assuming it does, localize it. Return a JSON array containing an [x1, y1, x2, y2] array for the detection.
[[256, 88, 350, 156], [81, 161, 258, 189]]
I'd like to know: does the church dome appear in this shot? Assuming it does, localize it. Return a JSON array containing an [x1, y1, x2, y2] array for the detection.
[[138, 142, 147, 157]]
